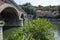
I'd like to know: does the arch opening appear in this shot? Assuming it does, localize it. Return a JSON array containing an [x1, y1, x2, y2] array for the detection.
[[0, 7, 19, 30], [21, 14, 24, 19]]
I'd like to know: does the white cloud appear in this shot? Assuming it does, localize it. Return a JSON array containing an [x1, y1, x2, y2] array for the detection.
[[14, 0, 60, 6]]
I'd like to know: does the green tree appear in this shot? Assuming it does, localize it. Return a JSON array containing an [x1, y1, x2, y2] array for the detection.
[[9, 18, 55, 40], [20, 3, 36, 19], [58, 5, 60, 13], [20, 3, 36, 15]]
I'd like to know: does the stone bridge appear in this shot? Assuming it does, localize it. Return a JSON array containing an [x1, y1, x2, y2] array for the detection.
[[0, 0, 27, 27], [0, 0, 27, 40]]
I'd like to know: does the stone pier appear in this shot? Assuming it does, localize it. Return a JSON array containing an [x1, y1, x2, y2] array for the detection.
[[0, 21, 5, 40], [0, 26, 3, 40]]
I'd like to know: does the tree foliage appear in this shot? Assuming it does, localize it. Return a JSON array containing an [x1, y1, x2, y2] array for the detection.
[[19, 3, 60, 18], [8, 18, 55, 40], [58, 5, 60, 13], [20, 3, 36, 15]]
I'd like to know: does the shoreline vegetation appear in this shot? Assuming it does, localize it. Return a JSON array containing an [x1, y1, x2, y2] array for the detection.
[[4, 18, 55, 40]]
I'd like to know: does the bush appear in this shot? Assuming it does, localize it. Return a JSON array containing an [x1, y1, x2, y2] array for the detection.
[[9, 18, 55, 40]]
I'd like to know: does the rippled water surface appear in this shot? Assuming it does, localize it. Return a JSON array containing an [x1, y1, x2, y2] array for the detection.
[[52, 20, 60, 40]]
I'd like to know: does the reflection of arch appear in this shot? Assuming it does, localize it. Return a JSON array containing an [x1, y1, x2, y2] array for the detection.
[[0, 7, 19, 30]]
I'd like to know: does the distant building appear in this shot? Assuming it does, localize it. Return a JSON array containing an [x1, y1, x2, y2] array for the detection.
[[36, 10, 59, 17]]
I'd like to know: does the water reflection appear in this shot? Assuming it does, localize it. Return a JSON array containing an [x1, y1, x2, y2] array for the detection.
[[55, 30, 60, 40], [51, 19, 60, 40]]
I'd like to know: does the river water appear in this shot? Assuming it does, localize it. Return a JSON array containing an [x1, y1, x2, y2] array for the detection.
[[55, 30, 60, 40], [50, 19, 60, 40]]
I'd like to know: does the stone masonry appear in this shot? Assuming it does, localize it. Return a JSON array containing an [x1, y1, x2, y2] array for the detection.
[[0, 0, 27, 40]]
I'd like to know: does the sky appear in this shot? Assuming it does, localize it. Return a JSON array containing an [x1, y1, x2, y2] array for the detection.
[[14, 0, 60, 6]]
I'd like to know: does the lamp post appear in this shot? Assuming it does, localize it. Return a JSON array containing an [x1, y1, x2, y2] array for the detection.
[[0, 20, 5, 40]]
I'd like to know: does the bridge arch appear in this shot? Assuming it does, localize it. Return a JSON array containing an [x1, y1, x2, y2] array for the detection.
[[0, 3, 25, 30], [0, 7, 19, 26], [0, 7, 20, 30]]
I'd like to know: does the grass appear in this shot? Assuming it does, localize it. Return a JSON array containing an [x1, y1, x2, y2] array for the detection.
[[3, 27, 19, 40]]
